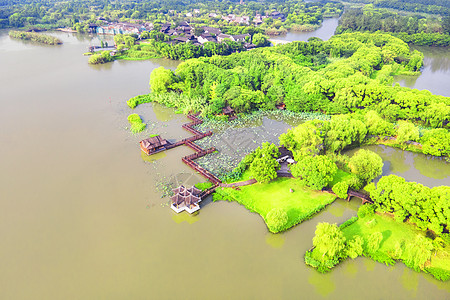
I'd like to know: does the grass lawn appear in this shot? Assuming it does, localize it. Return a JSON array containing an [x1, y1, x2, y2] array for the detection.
[[214, 177, 336, 232], [330, 169, 353, 187], [341, 213, 450, 280]]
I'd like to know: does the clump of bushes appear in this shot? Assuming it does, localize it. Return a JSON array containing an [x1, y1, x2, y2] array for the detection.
[[9, 30, 62, 45], [265, 208, 288, 233], [88, 51, 114, 64], [127, 113, 146, 133], [127, 94, 152, 109]]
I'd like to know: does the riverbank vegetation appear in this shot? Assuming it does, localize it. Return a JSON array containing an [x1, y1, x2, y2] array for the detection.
[[306, 180, 450, 280], [343, 0, 450, 16], [8, 30, 62, 45], [337, 5, 450, 46], [213, 177, 336, 233], [147, 32, 449, 129]]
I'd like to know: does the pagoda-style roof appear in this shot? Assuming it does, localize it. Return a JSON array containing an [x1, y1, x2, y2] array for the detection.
[[140, 135, 170, 151], [187, 186, 201, 196], [171, 185, 202, 207], [222, 106, 235, 115], [185, 194, 201, 206]]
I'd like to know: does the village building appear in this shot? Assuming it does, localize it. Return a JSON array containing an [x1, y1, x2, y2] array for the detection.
[[139, 135, 171, 155], [231, 16, 250, 25], [217, 33, 250, 43], [270, 11, 286, 21], [197, 33, 217, 44], [97, 22, 151, 35], [253, 14, 265, 25], [202, 26, 222, 36]]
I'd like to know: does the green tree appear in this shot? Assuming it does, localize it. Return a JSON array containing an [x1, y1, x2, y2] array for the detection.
[[149, 67, 176, 94], [396, 121, 419, 145], [332, 182, 349, 199], [252, 33, 270, 47], [364, 110, 395, 136], [347, 235, 364, 259], [291, 155, 337, 190], [349, 149, 383, 183], [313, 222, 347, 260], [366, 232, 383, 253], [279, 120, 325, 157], [420, 129, 450, 157], [250, 156, 279, 183], [325, 115, 367, 153], [405, 235, 434, 270], [266, 208, 288, 233]]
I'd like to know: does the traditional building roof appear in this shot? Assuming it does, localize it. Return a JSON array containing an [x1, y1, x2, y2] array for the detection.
[[202, 26, 221, 35], [140, 135, 170, 151], [171, 185, 202, 207], [222, 106, 235, 115]]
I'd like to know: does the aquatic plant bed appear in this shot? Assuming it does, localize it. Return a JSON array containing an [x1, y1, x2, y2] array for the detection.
[[213, 177, 336, 233], [308, 213, 450, 281]]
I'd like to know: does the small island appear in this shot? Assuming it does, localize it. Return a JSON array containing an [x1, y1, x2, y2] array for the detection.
[[8, 30, 63, 45]]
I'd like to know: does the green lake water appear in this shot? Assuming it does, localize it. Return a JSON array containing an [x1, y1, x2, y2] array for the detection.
[[0, 30, 449, 299]]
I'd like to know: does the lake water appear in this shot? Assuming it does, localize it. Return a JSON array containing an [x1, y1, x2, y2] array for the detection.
[[0, 30, 449, 299], [394, 46, 450, 97], [277, 17, 339, 42]]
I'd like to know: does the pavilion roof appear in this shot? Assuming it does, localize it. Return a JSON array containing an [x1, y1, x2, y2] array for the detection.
[[140, 135, 169, 150]]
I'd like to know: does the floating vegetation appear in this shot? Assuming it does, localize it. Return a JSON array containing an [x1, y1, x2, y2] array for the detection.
[[192, 110, 330, 180], [127, 113, 146, 133]]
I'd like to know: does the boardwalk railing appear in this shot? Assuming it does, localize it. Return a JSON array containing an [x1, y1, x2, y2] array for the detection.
[[142, 112, 222, 191]]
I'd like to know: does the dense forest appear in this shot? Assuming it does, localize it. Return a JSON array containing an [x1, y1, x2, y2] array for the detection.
[[343, 0, 450, 16], [337, 5, 450, 46], [0, 0, 343, 35], [147, 32, 449, 129]]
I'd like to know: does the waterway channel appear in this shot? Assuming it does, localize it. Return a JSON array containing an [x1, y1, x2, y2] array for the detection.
[[0, 29, 449, 299]]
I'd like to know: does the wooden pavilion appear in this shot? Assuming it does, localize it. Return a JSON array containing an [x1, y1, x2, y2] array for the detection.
[[170, 185, 202, 214], [222, 106, 236, 119], [140, 135, 171, 155]]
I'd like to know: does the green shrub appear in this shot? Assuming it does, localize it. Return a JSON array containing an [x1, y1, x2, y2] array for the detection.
[[366, 232, 383, 253], [358, 204, 375, 218], [195, 182, 214, 191], [266, 208, 289, 233], [390, 241, 404, 259], [427, 267, 450, 281], [332, 181, 349, 199], [346, 235, 364, 259], [340, 216, 358, 229]]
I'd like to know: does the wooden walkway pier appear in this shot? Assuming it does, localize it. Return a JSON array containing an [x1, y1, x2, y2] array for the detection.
[[140, 112, 222, 190]]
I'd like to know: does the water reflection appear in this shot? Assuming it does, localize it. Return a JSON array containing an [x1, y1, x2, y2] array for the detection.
[[172, 211, 200, 224], [308, 269, 336, 297], [265, 232, 286, 248], [401, 268, 419, 296], [343, 260, 358, 278], [394, 46, 450, 97], [152, 102, 176, 122], [277, 18, 339, 42], [346, 145, 450, 187]]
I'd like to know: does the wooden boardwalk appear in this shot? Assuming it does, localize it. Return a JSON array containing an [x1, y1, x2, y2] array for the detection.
[[142, 112, 222, 188]]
